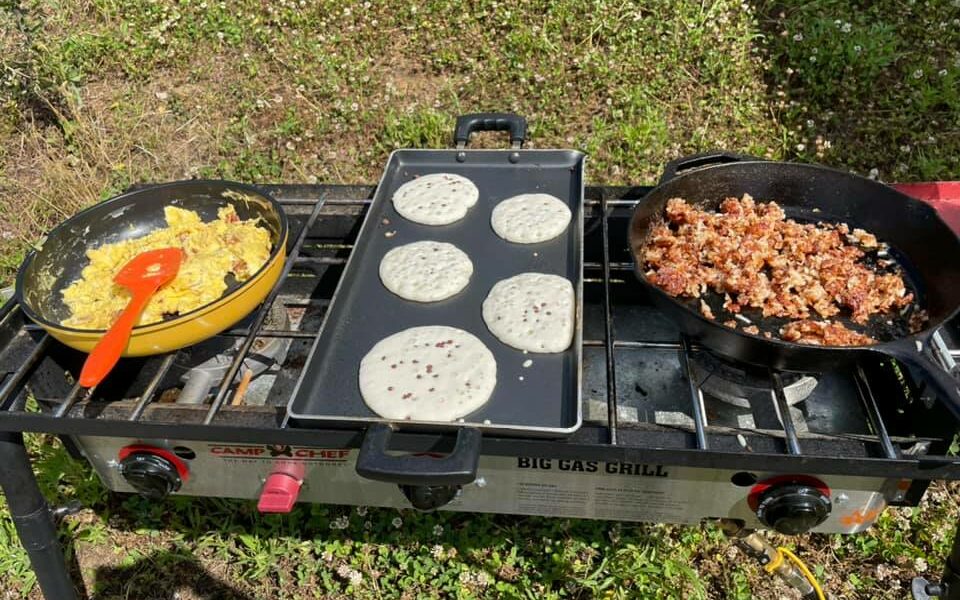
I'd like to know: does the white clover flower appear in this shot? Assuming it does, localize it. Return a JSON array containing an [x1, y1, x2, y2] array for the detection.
[[868, 168, 880, 180], [809, 56, 817, 63], [793, 32, 803, 42], [364, 521, 372, 530], [841, 22, 852, 33], [854, 45, 862, 53], [392, 516, 403, 528], [796, 143, 806, 152], [939, 69, 949, 77], [916, 557, 929, 572], [913, 69, 923, 79], [431, 544, 444, 558], [356, 506, 368, 516], [433, 524, 444, 536], [349, 571, 363, 586]]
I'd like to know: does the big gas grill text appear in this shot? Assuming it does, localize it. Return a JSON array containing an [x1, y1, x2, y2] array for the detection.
[[517, 457, 668, 477]]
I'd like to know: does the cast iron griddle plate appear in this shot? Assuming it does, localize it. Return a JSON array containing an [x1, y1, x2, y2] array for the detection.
[[286, 149, 584, 437]]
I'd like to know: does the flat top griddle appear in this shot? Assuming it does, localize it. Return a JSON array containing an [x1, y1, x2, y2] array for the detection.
[[286, 147, 584, 437]]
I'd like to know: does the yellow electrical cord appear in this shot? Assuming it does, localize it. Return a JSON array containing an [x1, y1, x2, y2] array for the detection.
[[763, 546, 826, 600]]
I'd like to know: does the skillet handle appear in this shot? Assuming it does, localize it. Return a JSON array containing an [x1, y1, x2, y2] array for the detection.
[[454, 113, 527, 149], [877, 339, 960, 418], [660, 151, 761, 184], [355, 423, 481, 486]]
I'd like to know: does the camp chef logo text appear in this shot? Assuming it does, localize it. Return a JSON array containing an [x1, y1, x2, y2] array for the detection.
[[517, 457, 669, 477], [209, 444, 350, 461]]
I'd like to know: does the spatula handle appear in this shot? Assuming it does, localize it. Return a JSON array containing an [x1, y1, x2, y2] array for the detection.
[[78, 288, 156, 388]]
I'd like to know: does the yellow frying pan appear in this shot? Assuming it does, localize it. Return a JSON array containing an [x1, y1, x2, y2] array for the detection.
[[16, 180, 288, 356]]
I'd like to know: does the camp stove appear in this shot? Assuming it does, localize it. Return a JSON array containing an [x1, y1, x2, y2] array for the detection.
[[2, 182, 960, 600]]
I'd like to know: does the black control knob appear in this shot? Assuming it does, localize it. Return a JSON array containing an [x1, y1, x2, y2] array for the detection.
[[119, 452, 182, 499], [755, 484, 831, 535], [399, 485, 460, 511]]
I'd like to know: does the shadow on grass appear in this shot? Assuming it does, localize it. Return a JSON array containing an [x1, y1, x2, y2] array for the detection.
[[91, 549, 254, 600]]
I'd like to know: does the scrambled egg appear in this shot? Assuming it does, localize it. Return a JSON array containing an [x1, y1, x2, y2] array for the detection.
[[62, 205, 271, 329]]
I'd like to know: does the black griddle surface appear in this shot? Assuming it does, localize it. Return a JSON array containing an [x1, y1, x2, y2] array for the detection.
[[286, 149, 584, 436]]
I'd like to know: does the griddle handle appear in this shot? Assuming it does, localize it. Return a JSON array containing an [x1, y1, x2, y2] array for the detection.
[[659, 151, 760, 184], [355, 423, 481, 486], [878, 338, 960, 420], [454, 113, 527, 149]]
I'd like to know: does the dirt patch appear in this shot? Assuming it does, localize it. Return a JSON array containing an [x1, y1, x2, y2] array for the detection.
[[0, 50, 255, 277]]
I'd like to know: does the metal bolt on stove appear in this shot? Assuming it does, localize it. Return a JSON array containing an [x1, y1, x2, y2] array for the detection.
[[2, 165, 960, 596]]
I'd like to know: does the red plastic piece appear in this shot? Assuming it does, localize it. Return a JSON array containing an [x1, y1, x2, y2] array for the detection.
[[117, 444, 190, 481], [257, 472, 303, 513], [893, 182, 960, 235]]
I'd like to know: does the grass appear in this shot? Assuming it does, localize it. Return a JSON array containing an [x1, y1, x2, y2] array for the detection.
[[1, 0, 960, 597]]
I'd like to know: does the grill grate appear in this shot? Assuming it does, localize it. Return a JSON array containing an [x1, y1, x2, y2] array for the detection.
[[0, 184, 958, 481]]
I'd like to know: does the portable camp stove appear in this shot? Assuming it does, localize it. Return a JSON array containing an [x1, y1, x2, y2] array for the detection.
[[2, 182, 960, 600]]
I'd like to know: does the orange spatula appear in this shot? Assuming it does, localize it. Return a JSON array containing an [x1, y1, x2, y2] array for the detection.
[[79, 248, 184, 388]]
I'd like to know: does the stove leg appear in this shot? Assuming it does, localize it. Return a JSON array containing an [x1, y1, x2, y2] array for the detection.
[[913, 519, 960, 599], [0, 432, 78, 600]]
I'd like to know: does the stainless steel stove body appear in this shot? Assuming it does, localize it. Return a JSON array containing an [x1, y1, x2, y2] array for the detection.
[[78, 437, 892, 533], [3, 184, 960, 538]]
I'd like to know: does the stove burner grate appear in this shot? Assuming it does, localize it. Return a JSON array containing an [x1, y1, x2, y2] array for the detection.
[[688, 350, 819, 409]]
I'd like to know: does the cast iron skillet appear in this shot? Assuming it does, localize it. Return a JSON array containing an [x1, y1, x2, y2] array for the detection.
[[628, 152, 960, 414]]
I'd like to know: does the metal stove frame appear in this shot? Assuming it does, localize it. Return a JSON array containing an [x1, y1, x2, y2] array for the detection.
[[2, 183, 960, 600]]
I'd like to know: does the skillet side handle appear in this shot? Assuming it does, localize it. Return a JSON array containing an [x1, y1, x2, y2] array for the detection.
[[878, 339, 960, 419], [355, 423, 481, 486], [659, 151, 762, 184], [453, 113, 527, 150]]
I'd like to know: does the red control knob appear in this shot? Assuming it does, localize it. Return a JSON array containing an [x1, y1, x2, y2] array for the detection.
[[118, 445, 189, 499], [258, 471, 303, 513]]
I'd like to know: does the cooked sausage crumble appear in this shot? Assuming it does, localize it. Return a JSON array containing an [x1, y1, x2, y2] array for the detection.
[[642, 194, 918, 346]]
